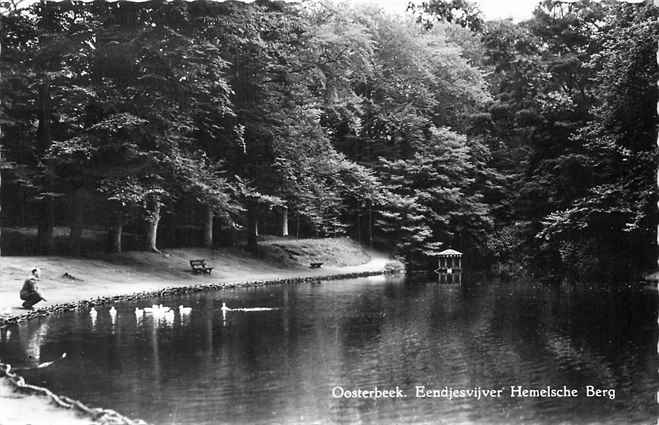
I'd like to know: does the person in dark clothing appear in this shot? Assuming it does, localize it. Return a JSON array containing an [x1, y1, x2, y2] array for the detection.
[[20, 268, 46, 310]]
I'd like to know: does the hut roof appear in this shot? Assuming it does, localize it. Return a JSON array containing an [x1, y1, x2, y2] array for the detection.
[[437, 248, 463, 256]]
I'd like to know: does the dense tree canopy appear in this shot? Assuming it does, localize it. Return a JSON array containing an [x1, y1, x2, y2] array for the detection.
[[0, 0, 655, 281]]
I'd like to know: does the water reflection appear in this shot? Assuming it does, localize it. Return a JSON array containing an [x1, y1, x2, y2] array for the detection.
[[89, 307, 97, 329], [436, 271, 462, 284], [0, 278, 656, 425], [1, 327, 11, 343], [135, 308, 144, 329], [21, 319, 49, 368]]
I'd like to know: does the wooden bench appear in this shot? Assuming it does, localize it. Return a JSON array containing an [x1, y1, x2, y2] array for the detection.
[[309, 262, 323, 269], [190, 259, 213, 274]]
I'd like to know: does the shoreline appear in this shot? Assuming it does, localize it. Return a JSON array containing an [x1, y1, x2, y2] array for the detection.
[[0, 268, 388, 327], [0, 257, 391, 425]]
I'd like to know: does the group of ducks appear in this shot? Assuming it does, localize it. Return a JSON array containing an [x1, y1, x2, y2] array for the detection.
[[88, 302, 274, 324], [89, 305, 194, 323], [135, 304, 192, 317]]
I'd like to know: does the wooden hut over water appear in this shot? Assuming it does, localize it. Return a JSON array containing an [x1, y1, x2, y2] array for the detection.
[[435, 248, 463, 284]]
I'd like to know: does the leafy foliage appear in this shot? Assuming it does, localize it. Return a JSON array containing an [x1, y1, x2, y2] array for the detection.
[[1, 0, 655, 281]]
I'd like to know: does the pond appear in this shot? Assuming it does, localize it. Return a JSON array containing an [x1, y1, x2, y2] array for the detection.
[[0, 276, 657, 425]]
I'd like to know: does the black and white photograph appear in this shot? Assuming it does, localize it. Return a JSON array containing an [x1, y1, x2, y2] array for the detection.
[[0, 0, 657, 423]]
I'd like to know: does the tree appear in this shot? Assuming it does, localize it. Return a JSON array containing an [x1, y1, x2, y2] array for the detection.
[[311, 6, 493, 266], [410, 0, 484, 32], [537, 1, 658, 281], [46, 1, 236, 254], [377, 127, 492, 267]]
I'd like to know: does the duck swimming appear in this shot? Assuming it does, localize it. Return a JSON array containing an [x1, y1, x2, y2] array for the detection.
[[109, 306, 117, 327], [220, 302, 231, 321]]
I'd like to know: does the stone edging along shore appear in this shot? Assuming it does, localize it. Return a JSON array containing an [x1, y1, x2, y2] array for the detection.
[[0, 268, 390, 425], [0, 269, 387, 326]]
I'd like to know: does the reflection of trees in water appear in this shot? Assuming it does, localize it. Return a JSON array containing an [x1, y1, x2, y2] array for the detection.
[[11, 318, 51, 369], [0, 318, 52, 369], [463, 283, 654, 421], [542, 330, 615, 385], [539, 287, 656, 415], [329, 283, 482, 423], [1, 281, 656, 425], [463, 284, 618, 387], [329, 281, 656, 424]]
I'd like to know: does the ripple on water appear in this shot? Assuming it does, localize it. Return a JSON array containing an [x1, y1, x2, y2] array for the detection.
[[0, 278, 657, 425]]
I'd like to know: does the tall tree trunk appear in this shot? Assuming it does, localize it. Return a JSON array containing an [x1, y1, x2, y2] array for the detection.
[[0, 146, 2, 257], [145, 200, 161, 253], [357, 213, 361, 244], [247, 205, 258, 253], [203, 206, 214, 248], [0, 9, 3, 257], [37, 75, 54, 255], [69, 187, 84, 257], [281, 206, 288, 237], [296, 212, 300, 239], [368, 204, 373, 248], [108, 214, 123, 254]]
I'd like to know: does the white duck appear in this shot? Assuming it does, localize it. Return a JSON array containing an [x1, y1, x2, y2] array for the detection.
[[163, 309, 175, 326], [220, 302, 231, 321], [90, 307, 98, 327], [109, 306, 117, 325]]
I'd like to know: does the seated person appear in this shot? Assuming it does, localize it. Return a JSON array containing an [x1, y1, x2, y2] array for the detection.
[[20, 268, 46, 310]]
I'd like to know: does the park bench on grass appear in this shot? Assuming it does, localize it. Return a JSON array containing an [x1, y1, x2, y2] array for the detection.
[[310, 262, 323, 269], [190, 259, 213, 275]]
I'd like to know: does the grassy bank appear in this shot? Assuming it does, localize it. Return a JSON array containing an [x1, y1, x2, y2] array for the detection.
[[0, 237, 391, 425], [0, 237, 379, 318]]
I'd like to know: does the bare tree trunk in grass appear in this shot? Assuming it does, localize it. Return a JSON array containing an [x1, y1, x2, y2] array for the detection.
[[69, 187, 84, 256], [368, 204, 373, 248], [145, 200, 161, 253], [109, 214, 123, 254], [296, 212, 300, 239], [247, 205, 258, 253], [281, 206, 288, 237], [357, 213, 361, 244], [203, 206, 214, 248]]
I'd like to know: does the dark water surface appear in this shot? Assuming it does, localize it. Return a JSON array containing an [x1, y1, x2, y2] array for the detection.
[[0, 276, 657, 425]]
